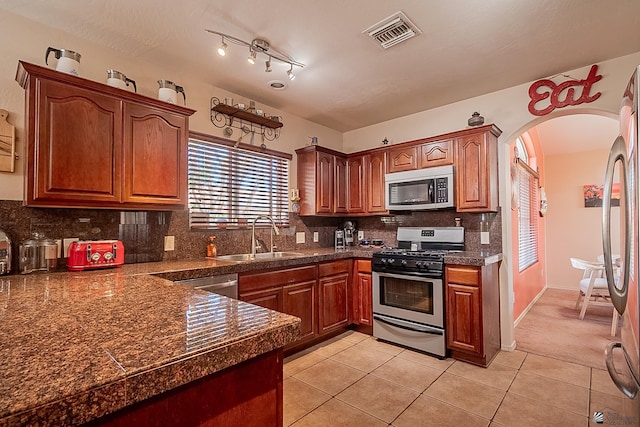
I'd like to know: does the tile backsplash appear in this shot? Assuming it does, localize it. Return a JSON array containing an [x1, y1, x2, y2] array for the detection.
[[0, 200, 502, 272]]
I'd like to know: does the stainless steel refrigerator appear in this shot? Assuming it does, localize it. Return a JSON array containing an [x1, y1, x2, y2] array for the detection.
[[602, 65, 640, 423]]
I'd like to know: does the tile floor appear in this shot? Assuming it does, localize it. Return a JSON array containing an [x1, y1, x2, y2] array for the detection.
[[283, 331, 630, 426]]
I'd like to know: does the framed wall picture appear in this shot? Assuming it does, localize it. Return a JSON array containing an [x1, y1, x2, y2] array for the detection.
[[583, 183, 620, 207]]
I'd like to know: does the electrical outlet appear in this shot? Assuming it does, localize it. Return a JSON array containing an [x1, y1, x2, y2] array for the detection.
[[164, 235, 175, 251], [55, 239, 62, 258], [313, 231, 319, 242], [358, 231, 364, 241], [63, 238, 79, 258], [296, 232, 305, 244]]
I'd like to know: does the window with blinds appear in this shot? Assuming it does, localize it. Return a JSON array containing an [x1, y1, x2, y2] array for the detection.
[[517, 159, 539, 271], [188, 136, 290, 229]]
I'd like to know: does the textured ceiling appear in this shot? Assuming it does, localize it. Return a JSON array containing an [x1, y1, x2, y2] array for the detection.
[[1, 0, 639, 132]]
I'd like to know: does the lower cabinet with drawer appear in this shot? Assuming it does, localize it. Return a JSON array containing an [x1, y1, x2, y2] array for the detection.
[[318, 259, 350, 335], [445, 263, 501, 367], [239, 265, 317, 349]]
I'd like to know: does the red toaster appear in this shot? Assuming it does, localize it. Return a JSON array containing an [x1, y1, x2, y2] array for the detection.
[[67, 240, 125, 271]]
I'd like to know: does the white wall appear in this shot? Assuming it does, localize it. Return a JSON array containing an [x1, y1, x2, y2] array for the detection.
[[0, 9, 343, 201]]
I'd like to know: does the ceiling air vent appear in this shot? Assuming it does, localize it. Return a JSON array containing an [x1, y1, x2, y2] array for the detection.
[[363, 11, 422, 49]]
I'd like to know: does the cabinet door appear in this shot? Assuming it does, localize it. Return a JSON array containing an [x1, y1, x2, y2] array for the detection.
[[30, 79, 122, 206], [316, 151, 334, 213], [355, 272, 372, 326], [240, 287, 283, 312], [283, 280, 316, 343], [455, 131, 498, 212], [446, 283, 482, 355], [387, 146, 418, 173], [123, 103, 187, 206], [366, 152, 387, 213], [318, 272, 349, 334], [347, 156, 366, 213], [419, 139, 454, 168], [334, 156, 348, 214]]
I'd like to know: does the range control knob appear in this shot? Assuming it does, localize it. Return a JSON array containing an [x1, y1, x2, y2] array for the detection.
[[415, 261, 424, 268], [386, 258, 396, 264], [400, 259, 408, 266]]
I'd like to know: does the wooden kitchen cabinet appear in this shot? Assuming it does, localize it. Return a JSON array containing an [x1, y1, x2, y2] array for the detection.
[[419, 139, 454, 168], [445, 263, 501, 367], [318, 260, 350, 335], [387, 145, 418, 173], [347, 155, 366, 214], [365, 151, 387, 214], [296, 146, 347, 216], [454, 125, 501, 212], [16, 61, 194, 210], [351, 259, 373, 328], [239, 265, 317, 348]]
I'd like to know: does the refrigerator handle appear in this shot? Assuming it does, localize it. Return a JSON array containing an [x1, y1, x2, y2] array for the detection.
[[605, 342, 640, 398], [602, 135, 631, 315]]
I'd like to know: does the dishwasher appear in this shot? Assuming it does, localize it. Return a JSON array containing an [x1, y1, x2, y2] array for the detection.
[[174, 273, 238, 299]]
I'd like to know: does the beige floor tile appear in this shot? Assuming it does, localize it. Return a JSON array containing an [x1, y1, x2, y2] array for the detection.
[[392, 394, 490, 427], [309, 337, 356, 357], [493, 392, 588, 427], [284, 351, 326, 377], [423, 372, 505, 419], [330, 344, 395, 373], [588, 390, 632, 426], [293, 358, 366, 396], [509, 370, 589, 416], [337, 330, 370, 344], [355, 337, 405, 355], [446, 360, 518, 391], [396, 348, 455, 371], [371, 356, 443, 392], [291, 398, 388, 427], [492, 349, 527, 369], [590, 367, 622, 397], [336, 375, 419, 423], [283, 377, 331, 426], [520, 353, 591, 388]]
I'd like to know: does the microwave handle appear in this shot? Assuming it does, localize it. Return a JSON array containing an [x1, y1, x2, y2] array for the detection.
[[428, 180, 435, 203]]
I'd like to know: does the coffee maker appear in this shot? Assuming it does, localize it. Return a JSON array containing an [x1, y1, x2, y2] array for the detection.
[[343, 221, 357, 246]]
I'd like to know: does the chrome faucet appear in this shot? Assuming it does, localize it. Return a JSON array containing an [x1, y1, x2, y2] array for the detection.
[[251, 215, 279, 255]]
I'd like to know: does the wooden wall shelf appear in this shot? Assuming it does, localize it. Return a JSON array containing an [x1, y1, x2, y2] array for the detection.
[[210, 97, 282, 141]]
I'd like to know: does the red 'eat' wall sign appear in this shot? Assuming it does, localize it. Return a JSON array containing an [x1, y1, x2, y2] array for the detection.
[[528, 64, 602, 116]]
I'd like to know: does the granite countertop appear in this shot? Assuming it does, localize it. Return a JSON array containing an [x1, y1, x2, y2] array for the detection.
[[0, 246, 501, 426], [0, 262, 301, 426]]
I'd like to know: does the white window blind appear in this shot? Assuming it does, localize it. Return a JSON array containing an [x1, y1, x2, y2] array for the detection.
[[517, 159, 539, 271], [188, 136, 290, 229]]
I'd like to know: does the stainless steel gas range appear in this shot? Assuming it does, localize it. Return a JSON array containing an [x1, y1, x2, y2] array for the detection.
[[372, 226, 464, 358]]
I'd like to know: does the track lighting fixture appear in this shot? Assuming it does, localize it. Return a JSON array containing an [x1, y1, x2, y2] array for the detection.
[[205, 29, 304, 80], [247, 49, 257, 65], [217, 37, 228, 56]]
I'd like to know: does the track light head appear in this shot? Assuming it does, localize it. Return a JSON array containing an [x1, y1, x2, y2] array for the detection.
[[217, 37, 228, 56], [248, 49, 257, 65], [265, 57, 272, 72], [287, 64, 296, 81]]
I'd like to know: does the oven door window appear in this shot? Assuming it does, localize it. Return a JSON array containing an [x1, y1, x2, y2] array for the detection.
[[380, 275, 434, 314], [388, 178, 434, 206]]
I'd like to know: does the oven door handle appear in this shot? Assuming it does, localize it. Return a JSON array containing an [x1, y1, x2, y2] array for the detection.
[[373, 314, 443, 335]]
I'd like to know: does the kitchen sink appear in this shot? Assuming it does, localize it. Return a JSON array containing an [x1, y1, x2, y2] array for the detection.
[[215, 252, 306, 262]]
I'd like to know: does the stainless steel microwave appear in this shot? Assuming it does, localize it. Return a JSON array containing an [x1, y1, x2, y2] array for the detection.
[[385, 165, 454, 211]]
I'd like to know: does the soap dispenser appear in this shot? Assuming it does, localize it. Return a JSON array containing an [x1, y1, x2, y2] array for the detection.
[[207, 236, 217, 258]]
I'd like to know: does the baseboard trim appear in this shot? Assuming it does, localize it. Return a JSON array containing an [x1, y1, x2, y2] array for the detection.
[[501, 341, 517, 351], [514, 285, 548, 327]]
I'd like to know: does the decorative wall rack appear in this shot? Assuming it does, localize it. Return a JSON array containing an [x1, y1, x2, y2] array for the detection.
[[210, 97, 283, 142]]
